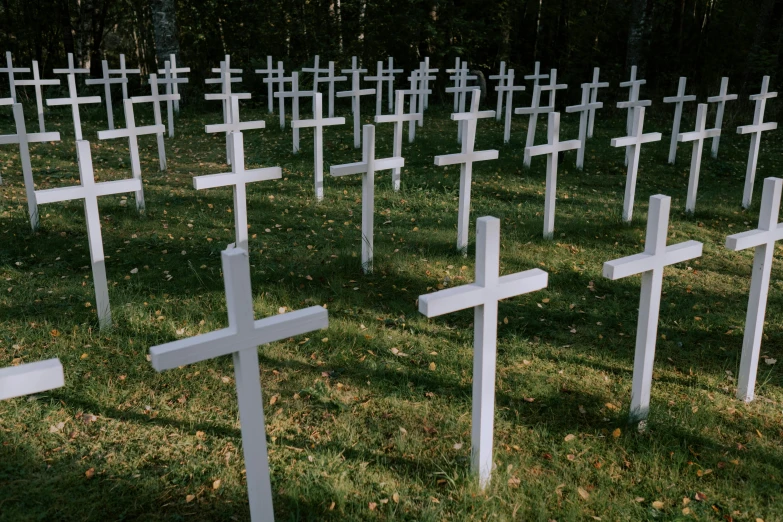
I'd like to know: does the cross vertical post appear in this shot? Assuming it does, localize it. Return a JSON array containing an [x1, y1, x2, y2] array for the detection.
[[586, 67, 609, 138], [678, 103, 721, 213], [0, 358, 64, 401], [131, 73, 178, 172], [495, 69, 525, 144], [337, 59, 375, 149], [618, 66, 651, 165], [663, 77, 696, 164], [109, 54, 140, 101], [375, 90, 422, 190], [386, 57, 403, 112], [15, 60, 60, 133], [85, 59, 128, 130], [737, 76, 778, 209], [47, 53, 102, 140], [566, 83, 603, 169], [707, 77, 737, 158], [0, 51, 29, 102], [488, 61, 507, 120]]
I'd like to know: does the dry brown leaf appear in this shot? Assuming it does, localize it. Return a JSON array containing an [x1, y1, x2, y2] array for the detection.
[[85, 468, 95, 479], [577, 487, 589, 500], [185, 494, 195, 503], [652, 500, 664, 510]]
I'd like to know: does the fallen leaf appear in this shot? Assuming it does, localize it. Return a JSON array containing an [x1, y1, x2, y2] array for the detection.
[[185, 494, 195, 503], [652, 500, 664, 510], [85, 468, 95, 479], [428, 362, 436, 371], [612, 428, 621, 438], [577, 487, 589, 500], [212, 479, 221, 490], [564, 433, 576, 442]]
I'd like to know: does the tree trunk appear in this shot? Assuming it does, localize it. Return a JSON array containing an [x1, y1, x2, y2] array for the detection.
[[59, 0, 75, 58], [149, 0, 180, 70], [743, 0, 778, 93], [625, 0, 651, 74], [90, 0, 111, 77]]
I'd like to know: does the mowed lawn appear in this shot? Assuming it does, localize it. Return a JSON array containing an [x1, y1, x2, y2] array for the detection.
[[0, 91, 781, 521]]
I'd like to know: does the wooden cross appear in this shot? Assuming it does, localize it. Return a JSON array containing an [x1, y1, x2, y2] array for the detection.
[[365, 60, 393, 116], [274, 72, 315, 153], [411, 61, 436, 127], [586, 67, 609, 138], [302, 54, 330, 93], [261, 61, 289, 127], [195, 97, 281, 251], [108, 54, 140, 101], [663, 77, 697, 164], [524, 61, 549, 92], [446, 64, 478, 142], [610, 107, 662, 222], [85, 59, 128, 130], [0, 51, 29, 102], [445, 57, 463, 111], [677, 103, 721, 213], [15, 60, 60, 133], [337, 58, 375, 149], [158, 60, 189, 136], [375, 90, 422, 190], [516, 69, 567, 167], [419, 216, 547, 488], [707, 77, 737, 158], [526, 112, 581, 239], [618, 66, 651, 166], [385, 57, 403, 112], [603, 195, 703, 421], [420, 57, 438, 110], [150, 246, 328, 522], [737, 76, 778, 209], [726, 177, 783, 403], [131, 73, 178, 173], [434, 89, 498, 254], [488, 61, 508, 121], [46, 53, 101, 140], [292, 93, 345, 201], [565, 82, 603, 169], [0, 358, 64, 401], [398, 77, 430, 144], [205, 56, 246, 162], [254, 56, 278, 114], [36, 140, 142, 329], [330, 124, 404, 274], [0, 103, 60, 230], [495, 69, 525, 144]]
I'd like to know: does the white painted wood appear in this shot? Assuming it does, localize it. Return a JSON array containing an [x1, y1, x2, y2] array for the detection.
[[726, 177, 783, 403], [316, 62, 345, 118], [495, 69, 525, 144], [131, 73, 178, 173], [603, 195, 703, 421], [445, 63, 478, 142], [400, 70, 431, 143], [618, 66, 651, 166], [419, 216, 547, 488], [261, 62, 290, 128], [35, 140, 142, 329], [0, 103, 60, 229], [434, 89, 498, 254], [677, 103, 721, 213], [0, 51, 29, 102], [157, 60, 189, 136], [365, 60, 392, 116], [386, 57, 403, 112], [150, 246, 328, 522], [205, 57, 246, 164], [337, 58, 375, 149], [375, 90, 422, 190], [526, 112, 581, 238], [273, 72, 315, 153], [707, 77, 737, 158], [330, 124, 403, 273], [610, 107, 662, 222], [85, 60, 127, 130], [445, 57, 462, 112], [411, 61, 436, 126], [516, 69, 566, 167], [46, 53, 101, 140], [565, 83, 603, 169], [586, 67, 609, 138], [737, 76, 778, 209], [302, 55, 329, 94], [108, 54, 140, 101], [0, 97, 12, 183], [0, 358, 64, 401], [663, 77, 697, 164], [255, 56, 278, 114], [420, 57, 438, 110], [15, 60, 60, 132], [524, 61, 549, 92], [293, 93, 345, 201], [488, 61, 508, 120]]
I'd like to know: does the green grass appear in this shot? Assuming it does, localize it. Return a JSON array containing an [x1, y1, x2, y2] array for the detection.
[[0, 94, 782, 521]]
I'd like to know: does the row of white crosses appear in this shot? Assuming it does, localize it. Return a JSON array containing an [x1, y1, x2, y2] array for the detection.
[[205, 56, 249, 165]]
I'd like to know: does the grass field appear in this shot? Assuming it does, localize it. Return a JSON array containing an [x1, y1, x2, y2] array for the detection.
[[0, 90, 781, 521]]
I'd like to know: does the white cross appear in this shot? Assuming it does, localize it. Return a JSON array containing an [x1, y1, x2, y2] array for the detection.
[[195, 97, 281, 252], [603, 194, 703, 421], [524, 61, 549, 91], [726, 177, 783, 403], [678, 103, 720, 213], [317, 61, 346, 118], [293, 93, 345, 201], [737, 75, 777, 209], [46, 53, 101, 140], [206, 57, 246, 162], [420, 57, 438, 109], [445, 57, 463, 111], [302, 54, 330, 93], [434, 89, 498, 254], [400, 70, 431, 143], [108, 54, 140, 101], [526, 112, 581, 239], [97, 98, 166, 211], [0, 358, 64, 401], [255, 56, 279, 114], [150, 246, 328, 522], [274, 72, 315, 153], [15, 60, 60, 132], [495, 68, 525, 144], [663, 77, 697, 164], [586, 67, 609, 138], [36, 140, 142, 329], [0, 51, 29, 102], [157, 60, 189, 136], [375, 90, 422, 190], [565, 82, 603, 169], [445, 64, 478, 142], [618, 66, 651, 166], [610, 107, 662, 222], [261, 61, 289, 128], [338, 58, 375, 149], [0, 103, 60, 230], [410, 61, 436, 127], [85, 59, 128, 130], [488, 61, 508, 121], [707, 77, 737, 158], [131, 73, 178, 173], [516, 69, 567, 167], [418, 216, 547, 488], [364, 60, 393, 116], [330, 124, 403, 274], [385, 57, 403, 112]]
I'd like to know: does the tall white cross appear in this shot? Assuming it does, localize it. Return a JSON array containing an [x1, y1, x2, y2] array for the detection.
[[85, 59, 128, 130], [420, 57, 438, 109], [36, 140, 142, 329], [399, 78, 429, 144], [726, 177, 783, 402], [445, 64, 478, 142], [330, 124, 404, 274], [262, 62, 289, 128], [586, 67, 609, 138], [737, 76, 777, 209], [150, 246, 329, 522], [610, 107, 662, 222], [364, 60, 392, 116], [385, 57, 403, 112], [678, 103, 721, 213], [337, 58, 375, 149], [375, 90, 422, 190], [274, 72, 315, 153], [158, 60, 189, 136], [526, 112, 581, 239], [707, 77, 737, 158], [131, 73, 177, 172], [0, 358, 64, 401], [292, 93, 345, 201], [604, 195, 703, 421], [0, 51, 29, 102], [317, 62, 346, 118], [566, 82, 603, 169], [206, 57, 245, 162], [618, 66, 651, 166], [108, 54, 140, 101], [419, 216, 548, 488], [15, 60, 60, 132], [488, 61, 508, 121], [411, 61, 436, 126], [662, 77, 696, 164], [195, 97, 282, 251], [445, 57, 463, 111], [302, 54, 330, 93], [434, 89, 498, 254], [516, 69, 567, 167], [0, 103, 61, 230], [255, 56, 279, 114], [46, 53, 101, 140], [495, 68, 525, 144], [524, 61, 549, 92]]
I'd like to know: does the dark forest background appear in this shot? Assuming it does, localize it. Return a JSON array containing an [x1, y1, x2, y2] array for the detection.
[[3, 0, 782, 105]]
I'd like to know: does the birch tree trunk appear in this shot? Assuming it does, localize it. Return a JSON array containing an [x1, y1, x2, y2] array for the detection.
[[149, 0, 180, 70], [625, 0, 651, 73]]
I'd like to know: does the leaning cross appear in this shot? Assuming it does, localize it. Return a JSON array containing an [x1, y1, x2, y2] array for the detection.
[[156, 53, 188, 112], [46, 53, 101, 140], [419, 216, 548, 489], [618, 66, 651, 166], [566, 82, 603, 169], [420, 57, 438, 110], [150, 246, 328, 522], [317, 61, 346, 118], [0, 358, 64, 401], [445, 63, 478, 142], [707, 77, 737, 158], [205, 57, 246, 162], [445, 57, 463, 112], [663, 77, 697, 164], [15, 60, 60, 132], [603, 194, 703, 421], [488, 61, 508, 121], [0, 51, 29, 102], [365, 60, 393, 116], [131, 73, 177, 172], [737, 75, 777, 209], [586, 67, 609, 138], [255, 56, 279, 114], [524, 61, 549, 94], [677, 103, 721, 213], [302, 54, 330, 93], [495, 68, 525, 144], [108, 54, 140, 101], [400, 69, 431, 143], [85, 59, 128, 130], [517, 69, 567, 167], [375, 90, 422, 191], [261, 62, 289, 128], [337, 58, 375, 149], [273, 72, 315, 153]]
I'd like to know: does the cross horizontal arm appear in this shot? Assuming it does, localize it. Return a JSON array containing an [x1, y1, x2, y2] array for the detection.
[[205, 92, 250, 101], [663, 94, 696, 103], [335, 89, 376, 97], [193, 167, 282, 190], [46, 96, 101, 106], [205, 77, 242, 84], [616, 100, 652, 109], [726, 223, 783, 251], [434, 150, 499, 166], [35, 185, 86, 204], [17, 78, 60, 86], [750, 91, 778, 101], [0, 358, 64, 400], [737, 122, 778, 134], [708, 93, 738, 103], [0, 131, 60, 145], [98, 124, 165, 140], [678, 128, 721, 142], [602, 240, 703, 279], [619, 79, 646, 88], [330, 161, 368, 177], [158, 77, 189, 85], [528, 139, 581, 156], [85, 77, 127, 85], [514, 106, 554, 115], [374, 113, 422, 124], [452, 110, 495, 121], [292, 116, 345, 129], [205, 120, 265, 134], [157, 67, 189, 74], [610, 132, 663, 147], [565, 101, 602, 113]]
